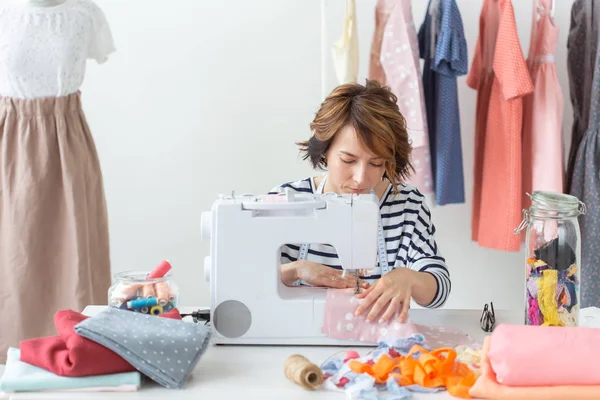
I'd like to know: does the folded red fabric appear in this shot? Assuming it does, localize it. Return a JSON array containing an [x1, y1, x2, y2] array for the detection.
[[19, 308, 181, 377]]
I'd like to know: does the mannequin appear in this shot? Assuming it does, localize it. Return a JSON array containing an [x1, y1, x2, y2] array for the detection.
[[0, 0, 114, 365]]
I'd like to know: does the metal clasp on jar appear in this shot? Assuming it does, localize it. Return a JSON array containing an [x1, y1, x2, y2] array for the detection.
[[578, 200, 587, 216], [513, 209, 530, 235]]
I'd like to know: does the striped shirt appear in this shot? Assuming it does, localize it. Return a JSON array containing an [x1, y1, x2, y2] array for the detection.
[[269, 177, 451, 308]]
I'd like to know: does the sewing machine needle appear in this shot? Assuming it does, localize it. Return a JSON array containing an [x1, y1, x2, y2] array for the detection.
[[354, 271, 360, 294]]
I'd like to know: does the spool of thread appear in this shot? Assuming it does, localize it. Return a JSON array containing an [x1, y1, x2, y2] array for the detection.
[[127, 297, 158, 309], [140, 307, 149, 314], [119, 296, 139, 310], [118, 284, 142, 301], [167, 286, 176, 302], [284, 354, 323, 390], [155, 281, 170, 306], [150, 305, 163, 315], [142, 284, 156, 299], [147, 260, 172, 279]]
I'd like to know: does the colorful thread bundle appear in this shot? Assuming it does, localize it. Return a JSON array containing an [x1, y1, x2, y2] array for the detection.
[[525, 255, 579, 327]]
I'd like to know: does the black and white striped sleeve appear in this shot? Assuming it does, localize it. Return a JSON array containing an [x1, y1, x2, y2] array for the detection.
[[406, 198, 451, 308]]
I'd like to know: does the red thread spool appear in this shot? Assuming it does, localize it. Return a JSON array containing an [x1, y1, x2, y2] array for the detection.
[[147, 260, 172, 279]]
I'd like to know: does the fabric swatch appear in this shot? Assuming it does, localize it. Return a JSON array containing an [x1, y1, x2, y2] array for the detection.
[[322, 334, 476, 398], [0, 347, 141, 393], [322, 288, 418, 342], [322, 288, 480, 348], [488, 324, 600, 386], [470, 335, 600, 399], [19, 308, 181, 377], [74, 307, 211, 389]]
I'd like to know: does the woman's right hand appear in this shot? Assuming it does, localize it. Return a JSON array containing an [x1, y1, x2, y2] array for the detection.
[[281, 260, 370, 289]]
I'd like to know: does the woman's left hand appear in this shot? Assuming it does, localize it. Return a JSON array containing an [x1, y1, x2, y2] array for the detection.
[[353, 267, 414, 324]]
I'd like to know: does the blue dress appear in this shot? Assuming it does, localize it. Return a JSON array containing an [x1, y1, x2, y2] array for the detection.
[[418, 0, 468, 205]]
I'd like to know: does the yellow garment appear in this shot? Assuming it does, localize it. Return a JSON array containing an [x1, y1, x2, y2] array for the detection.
[[537, 269, 563, 326], [332, 0, 358, 84]]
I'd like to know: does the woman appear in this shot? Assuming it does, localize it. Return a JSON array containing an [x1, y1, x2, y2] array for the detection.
[[271, 80, 450, 324]]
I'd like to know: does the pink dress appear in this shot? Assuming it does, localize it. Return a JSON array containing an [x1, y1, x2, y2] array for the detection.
[[369, 0, 433, 195], [468, 0, 534, 251], [522, 0, 565, 211]]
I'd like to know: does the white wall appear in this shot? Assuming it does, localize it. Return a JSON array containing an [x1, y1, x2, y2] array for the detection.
[[82, 0, 576, 311]]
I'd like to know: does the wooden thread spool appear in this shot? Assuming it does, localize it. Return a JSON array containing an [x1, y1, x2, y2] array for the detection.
[[284, 354, 323, 390]]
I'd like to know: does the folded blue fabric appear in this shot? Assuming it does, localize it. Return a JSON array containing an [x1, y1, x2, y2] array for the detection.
[[74, 307, 211, 389], [0, 348, 141, 392]]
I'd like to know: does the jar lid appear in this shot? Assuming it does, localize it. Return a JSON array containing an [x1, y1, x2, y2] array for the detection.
[[530, 191, 578, 208], [528, 191, 586, 218]]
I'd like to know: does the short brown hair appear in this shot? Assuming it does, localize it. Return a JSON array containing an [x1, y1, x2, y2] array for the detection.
[[297, 79, 413, 191]]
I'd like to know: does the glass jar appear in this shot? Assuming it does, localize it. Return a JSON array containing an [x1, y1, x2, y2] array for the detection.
[[108, 270, 179, 315], [514, 191, 586, 327]]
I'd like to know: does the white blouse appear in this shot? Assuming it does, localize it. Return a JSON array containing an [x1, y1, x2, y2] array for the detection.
[[0, 0, 115, 99]]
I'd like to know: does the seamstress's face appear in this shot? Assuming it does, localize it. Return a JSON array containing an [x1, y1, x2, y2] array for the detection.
[[325, 125, 386, 194]]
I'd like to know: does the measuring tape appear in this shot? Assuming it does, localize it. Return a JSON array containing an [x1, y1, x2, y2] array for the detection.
[[377, 214, 389, 275]]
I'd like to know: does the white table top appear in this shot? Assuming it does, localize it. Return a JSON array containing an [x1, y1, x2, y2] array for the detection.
[[0, 306, 525, 400]]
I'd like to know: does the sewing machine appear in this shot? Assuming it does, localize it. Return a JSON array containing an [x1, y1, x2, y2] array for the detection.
[[200, 189, 379, 345]]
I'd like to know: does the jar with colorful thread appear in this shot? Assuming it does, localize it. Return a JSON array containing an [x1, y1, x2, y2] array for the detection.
[[108, 260, 179, 315], [514, 191, 586, 327]]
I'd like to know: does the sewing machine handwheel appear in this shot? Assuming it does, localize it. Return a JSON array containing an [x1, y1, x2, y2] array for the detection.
[[213, 300, 252, 338]]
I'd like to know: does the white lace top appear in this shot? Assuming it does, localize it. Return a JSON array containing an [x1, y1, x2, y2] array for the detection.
[[0, 0, 114, 99]]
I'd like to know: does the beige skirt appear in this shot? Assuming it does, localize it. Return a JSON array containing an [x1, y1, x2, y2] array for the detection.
[[0, 92, 111, 363]]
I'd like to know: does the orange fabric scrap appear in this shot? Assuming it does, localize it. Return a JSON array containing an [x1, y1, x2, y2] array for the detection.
[[348, 345, 476, 398]]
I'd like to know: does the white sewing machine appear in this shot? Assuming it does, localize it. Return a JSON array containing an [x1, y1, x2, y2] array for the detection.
[[200, 189, 379, 345]]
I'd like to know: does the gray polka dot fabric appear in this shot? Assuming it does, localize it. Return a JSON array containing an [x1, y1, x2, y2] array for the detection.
[[74, 307, 211, 389]]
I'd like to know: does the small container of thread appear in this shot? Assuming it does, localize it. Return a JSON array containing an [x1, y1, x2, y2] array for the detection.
[[108, 260, 179, 316]]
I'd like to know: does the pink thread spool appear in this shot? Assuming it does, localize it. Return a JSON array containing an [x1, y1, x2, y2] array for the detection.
[[117, 283, 142, 302], [147, 260, 172, 279]]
